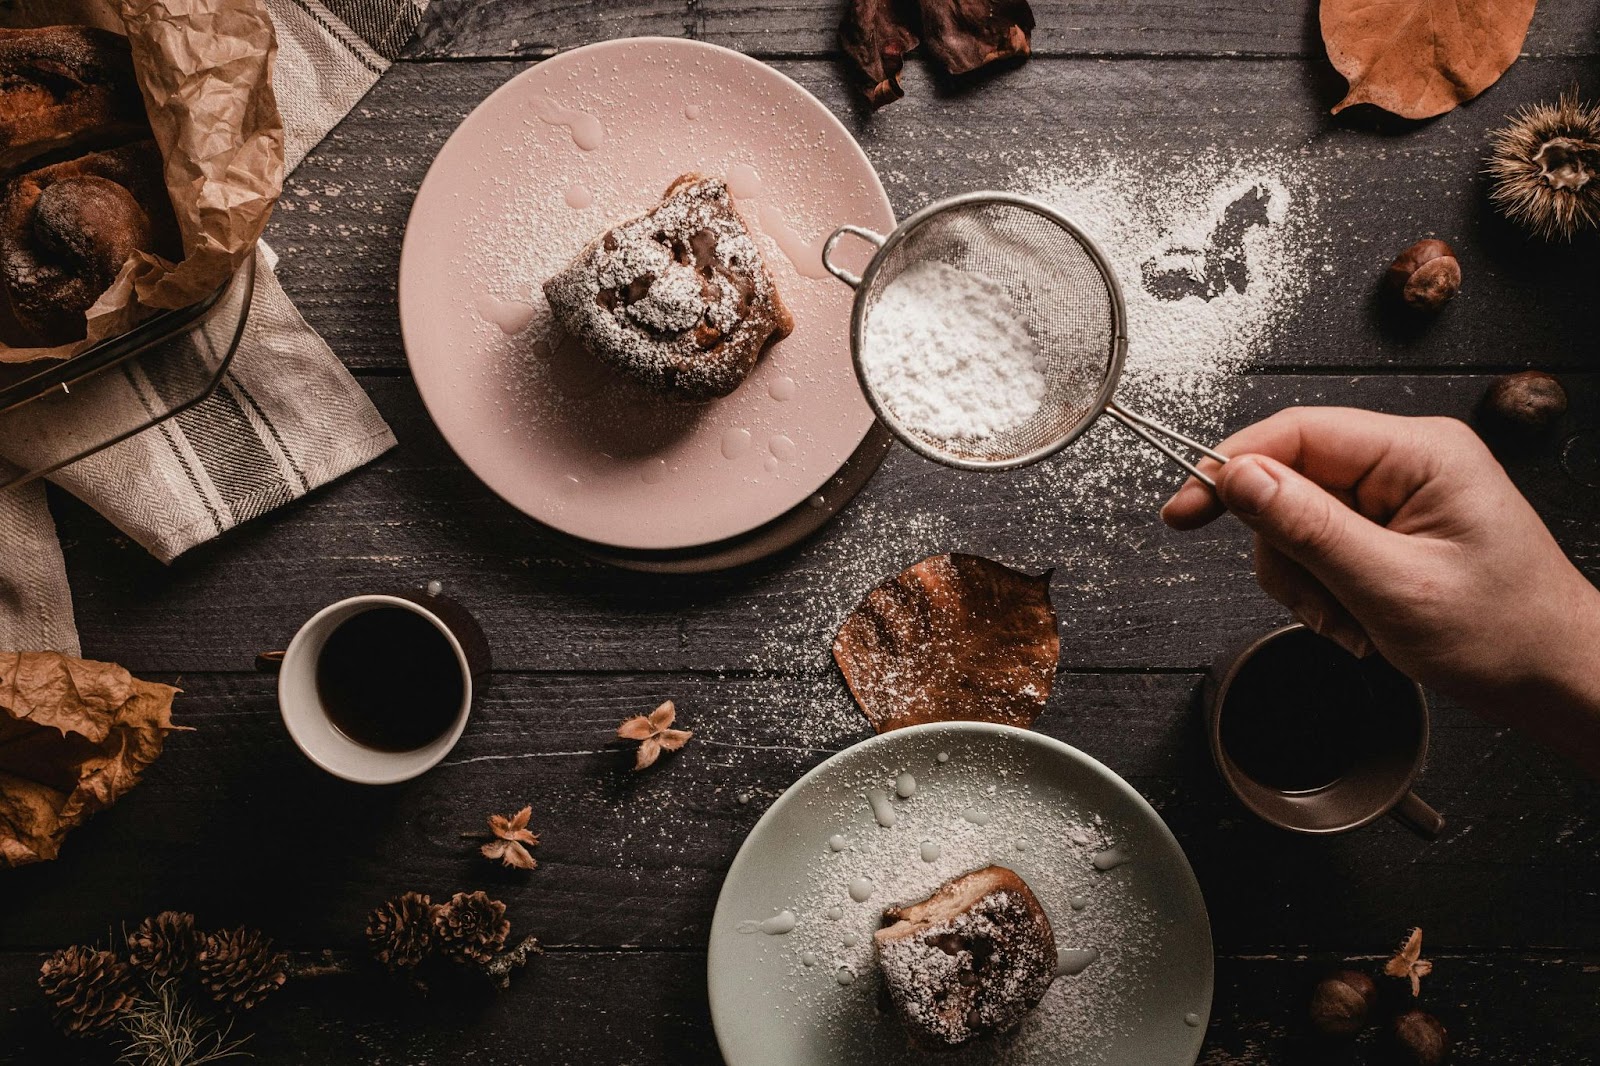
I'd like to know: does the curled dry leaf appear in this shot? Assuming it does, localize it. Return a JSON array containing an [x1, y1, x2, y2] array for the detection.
[[617, 701, 693, 771], [1384, 926, 1434, 997], [833, 553, 1059, 733], [482, 806, 540, 870], [1320, 0, 1537, 119], [840, 0, 920, 107], [0, 652, 185, 868], [840, 0, 1034, 109], [918, 0, 1035, 78]]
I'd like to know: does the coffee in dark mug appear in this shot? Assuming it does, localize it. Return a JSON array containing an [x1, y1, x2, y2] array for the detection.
[[1204, 624, 1443, 837]]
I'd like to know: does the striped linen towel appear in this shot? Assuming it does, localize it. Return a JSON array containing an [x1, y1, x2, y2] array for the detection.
[[0, 0, 429, 653]]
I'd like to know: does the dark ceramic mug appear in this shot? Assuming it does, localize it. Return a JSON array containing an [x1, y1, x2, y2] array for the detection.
[[1202, 623, 1444, 838]]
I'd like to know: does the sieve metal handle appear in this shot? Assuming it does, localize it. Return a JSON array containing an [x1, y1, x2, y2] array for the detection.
[[821, 226, 887, 288], [1104, 402, 1230, 489]]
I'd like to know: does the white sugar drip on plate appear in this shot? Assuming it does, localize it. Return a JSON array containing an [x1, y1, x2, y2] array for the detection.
[[760, 752, 1155, 1064], [860, 260, 1046, 441]]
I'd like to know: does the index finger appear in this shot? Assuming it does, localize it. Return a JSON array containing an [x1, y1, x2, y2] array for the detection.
[[1160, 406, 1436, 530]]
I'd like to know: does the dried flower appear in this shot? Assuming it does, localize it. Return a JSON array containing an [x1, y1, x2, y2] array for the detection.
[[1384, 927, 1434, 997], [481, 806, 539, 870], [617, 701, 693, 771], [1487, 89, 1600, 241]]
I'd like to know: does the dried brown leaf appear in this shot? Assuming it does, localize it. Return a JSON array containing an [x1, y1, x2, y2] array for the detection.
[[917, 0, 1035, 78], [0, 652, 184, 867], [839, 0, 1034, 108], [833, 553, 1059, 734], [839, 0, 919, 107], [1321, 0, 1537, 119]]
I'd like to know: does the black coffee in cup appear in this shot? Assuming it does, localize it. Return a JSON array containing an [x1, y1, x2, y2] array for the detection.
[[1219, 627, 1419, 793], [316, 606, 464, 752]]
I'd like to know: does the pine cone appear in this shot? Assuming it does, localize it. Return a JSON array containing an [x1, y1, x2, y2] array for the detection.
[[366, 891, 435, 972], [126, 911, 200, 979], [197, 926, 287, 1011], [432, 891, 509, 966], [38, 945, 135, 1037]]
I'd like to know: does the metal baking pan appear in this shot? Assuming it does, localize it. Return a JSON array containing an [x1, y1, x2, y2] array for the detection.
[[0, 253, 255, 489]]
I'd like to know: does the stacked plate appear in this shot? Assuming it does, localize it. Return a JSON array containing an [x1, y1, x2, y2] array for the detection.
[[399, 38, 896, 571]]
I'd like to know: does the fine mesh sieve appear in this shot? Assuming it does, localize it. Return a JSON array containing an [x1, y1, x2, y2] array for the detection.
[[821, 192, 1229, 485]]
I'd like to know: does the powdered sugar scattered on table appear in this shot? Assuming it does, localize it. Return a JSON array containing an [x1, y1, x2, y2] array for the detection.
[[726, 151, 1319, 738], [861, 260, 1046, 441]]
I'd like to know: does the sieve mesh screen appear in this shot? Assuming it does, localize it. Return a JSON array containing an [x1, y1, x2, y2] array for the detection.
[[855, 198, 1121, 467]]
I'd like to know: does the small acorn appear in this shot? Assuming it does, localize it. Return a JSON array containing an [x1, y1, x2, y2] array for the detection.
[[1309, 969, 1377, 1036], [1390, 1009, 1450, 1066], [1385, 239, 1461, 312], [1485, 370, 1568, 431]]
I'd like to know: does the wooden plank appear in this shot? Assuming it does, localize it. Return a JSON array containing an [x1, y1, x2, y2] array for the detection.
[[52, 373, 1600, 674], [1, 672, 1593, 953], [0, 950, 720, 1065], [270, 56, 1600, 373], [1, 950, 1595, 1064], [406, 0, 1600, 59]]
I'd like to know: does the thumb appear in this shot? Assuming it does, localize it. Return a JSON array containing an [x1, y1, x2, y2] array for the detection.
[[1217, 454, 1405, 596]]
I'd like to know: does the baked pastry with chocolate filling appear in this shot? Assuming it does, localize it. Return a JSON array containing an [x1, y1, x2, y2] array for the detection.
[[0, 140, 180, 347], [0, 26, 149, 172], [874, 866, 1057, 1049], [543, 173, 793, 402]]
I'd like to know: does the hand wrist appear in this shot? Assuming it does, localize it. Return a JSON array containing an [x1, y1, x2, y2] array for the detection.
[[1489, 575, 1600, 775]]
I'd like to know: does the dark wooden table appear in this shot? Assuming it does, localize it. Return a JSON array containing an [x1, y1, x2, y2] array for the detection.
[[5, 3, 1600, 1062]]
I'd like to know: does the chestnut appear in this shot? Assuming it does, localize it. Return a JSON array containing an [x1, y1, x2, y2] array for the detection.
[[1309, 968, 1377, 1036], [1390, 1009, 1450, 1065], [1386, 239, 1461, 312], [1485, 370, 1568, 431]]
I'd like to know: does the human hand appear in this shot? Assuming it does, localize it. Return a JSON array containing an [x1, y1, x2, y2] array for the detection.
[[1161, 407, 1600, 764]]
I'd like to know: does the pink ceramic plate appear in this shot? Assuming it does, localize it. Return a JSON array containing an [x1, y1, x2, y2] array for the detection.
[[400, 38, 893, 551]]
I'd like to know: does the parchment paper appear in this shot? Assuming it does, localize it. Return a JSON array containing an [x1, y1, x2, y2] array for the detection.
[[0, 0, 284, 362]]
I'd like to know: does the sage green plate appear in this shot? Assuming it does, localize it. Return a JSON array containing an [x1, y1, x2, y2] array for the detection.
[[708, 722, 1212, 1065]]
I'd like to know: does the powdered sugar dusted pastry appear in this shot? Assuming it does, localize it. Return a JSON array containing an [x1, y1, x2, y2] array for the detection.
[[542, 173, 793, 402], [874, 865, 1056, 1049]]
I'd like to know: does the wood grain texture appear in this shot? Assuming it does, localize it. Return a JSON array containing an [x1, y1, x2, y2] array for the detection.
[[49, 373, 1600, 674], [1, 949, 1595, 1064], [0, 672, 1593, 954], [406, 0, 1600, 59], [10, 10, 1600, 1062], [270, 56, 1600, 373]]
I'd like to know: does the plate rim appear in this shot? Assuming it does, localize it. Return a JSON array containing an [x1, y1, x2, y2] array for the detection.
[[397, 35, 894, 552], [706, 720, 1215, 1065]]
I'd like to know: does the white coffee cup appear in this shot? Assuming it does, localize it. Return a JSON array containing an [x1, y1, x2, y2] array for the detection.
[[276, 592, 483, 784]]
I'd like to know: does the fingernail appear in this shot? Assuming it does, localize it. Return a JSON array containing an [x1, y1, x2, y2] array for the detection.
[[1222, 457, 1279, 516]]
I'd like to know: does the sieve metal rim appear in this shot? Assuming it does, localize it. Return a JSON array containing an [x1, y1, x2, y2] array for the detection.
[[836, 191, 1132, 472]]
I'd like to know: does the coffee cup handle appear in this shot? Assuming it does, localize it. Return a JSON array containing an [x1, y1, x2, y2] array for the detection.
[[1390, 791, 1445, 839], [256, 650, 285, 673]]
